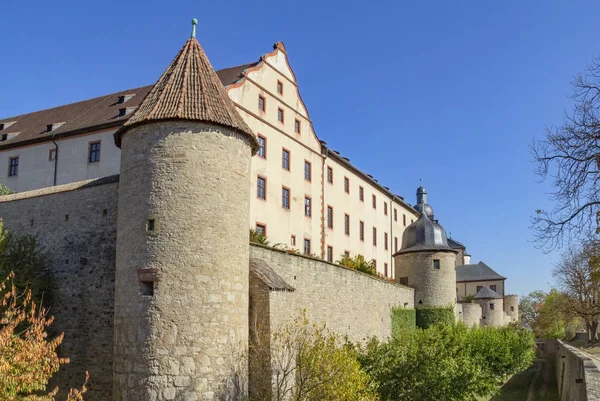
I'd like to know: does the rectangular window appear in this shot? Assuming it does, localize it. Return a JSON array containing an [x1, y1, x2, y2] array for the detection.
[[291, 235, 296, 246], [373, 227, 377, 246], [304, 161, 311, 181], [394, 208, 397, 222], [282, 187, 290, 209], [344, 177, 349, 194], [257, 176, 266, 200], [344, 250, 350, 257], [490, 303, 495, 310], [8, 156, 18, 176], [384, 202, 388, 216], [477, 286, 483, 292], [403, 215, 406, 226], [295, 119, 301, 134], [344, 214, 350, 235], [304, 197, 311, 217], [359, 186, 364, 202], [327, 246, 333, 263], [510, 306, 515, 312], [359, 221, 365, 241], [257, 135, 266, 159], [277, 107, 284, 123], [282, 148, 290, 170], [89, 141, 101, 163], [48, 148, 56, 161], [399, 277, 408, 286], [394, 236, 398, 252], [490, 285, 497, 292], [327, 206, 333, 229], [384, 232, 388, 250], [256, 223, 266, 236], [433, 259, 440, 269], [384, 263, 388, 277], [258, 95, 266, 111], [327, 166, 333, 183], [277, 80, 283, 94], [372, 194, 376, 209], [304, 238, 311, 255]]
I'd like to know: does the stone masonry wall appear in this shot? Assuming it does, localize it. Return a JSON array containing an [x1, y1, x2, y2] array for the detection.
[[250, 244, 414, 343], [461, 303, 482, 327], [0, 176, 120, 401]]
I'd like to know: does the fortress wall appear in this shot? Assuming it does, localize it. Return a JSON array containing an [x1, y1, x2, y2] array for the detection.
[[0, 176, 119, 401], [462, 303, 482, 327], [250, 244, 414, 343]]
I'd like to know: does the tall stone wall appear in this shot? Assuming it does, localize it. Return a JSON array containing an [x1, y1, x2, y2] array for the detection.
[[0, 176, 120, 401], [250, 244, 414, 343], [477, 298, 504, 327], [461, 303, 482, 327]]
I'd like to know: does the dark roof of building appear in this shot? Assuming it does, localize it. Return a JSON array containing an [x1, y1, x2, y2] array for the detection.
[[456, 261, 506, 282], [0, 62, 256, 151], [395, 208, 456, 255], [250, 258, 295, 292], [447, 238, 466, 249], [115, 37, 257, 150], [473, 286, 503, 299]]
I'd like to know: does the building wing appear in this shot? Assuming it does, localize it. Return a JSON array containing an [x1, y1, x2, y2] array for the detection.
[[456, 261, 506, 282]]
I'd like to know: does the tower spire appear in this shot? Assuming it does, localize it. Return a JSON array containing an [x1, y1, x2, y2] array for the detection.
[[191, 18, 198, 38]]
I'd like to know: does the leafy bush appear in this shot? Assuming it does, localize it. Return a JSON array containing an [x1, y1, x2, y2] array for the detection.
[[415, 306, 455, 329], [355, 323, 535, 401], [391, 307, 416, 336], [249, 229, 269, 245], [0, 272, 87, 400], [336, 254, 376, 275]]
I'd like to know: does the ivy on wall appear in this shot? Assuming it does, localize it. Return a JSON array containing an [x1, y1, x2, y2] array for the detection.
[[415, 306, 455, 329], [391, 307, 416, 336]]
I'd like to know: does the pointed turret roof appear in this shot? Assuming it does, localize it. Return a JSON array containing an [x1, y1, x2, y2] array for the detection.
[[114, 23, 258, 152], [473, 286, 503, 300]]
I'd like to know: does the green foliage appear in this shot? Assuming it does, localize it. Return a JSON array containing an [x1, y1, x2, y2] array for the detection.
[[391, 307, 416, 336], [0, 220, 50, 308], [355, 323, 536, 401], [336, 254, 376, 275], [267, 312, 379, 401], [249, 229, 269, 245], [415, 306, 455, 329], [462, 294, 474, 303]]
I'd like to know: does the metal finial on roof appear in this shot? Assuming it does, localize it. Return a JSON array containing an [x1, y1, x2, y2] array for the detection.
[[191, 18, 198, 38], [449, 231, 452, 239]]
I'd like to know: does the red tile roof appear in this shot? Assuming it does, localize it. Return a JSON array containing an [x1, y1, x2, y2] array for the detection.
[[115, 37, 258, 151], [0, 60, 258, 151]]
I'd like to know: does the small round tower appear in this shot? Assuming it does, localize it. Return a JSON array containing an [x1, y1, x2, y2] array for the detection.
[[504, 294, 519, 323], [394, 185, 458, 307], [112, 20, 259, 401], [474, 286, 505, 327], [461, 303, 483, 327]]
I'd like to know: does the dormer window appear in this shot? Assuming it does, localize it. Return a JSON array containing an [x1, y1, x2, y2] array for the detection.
[[118, 94, 135, 104], [119, 107, 136, 117], [0, 121, 16, 131], [46, 122, 65, 132]]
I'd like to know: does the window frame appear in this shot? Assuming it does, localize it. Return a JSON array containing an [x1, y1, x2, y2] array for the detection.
[[359, 221, 365, 241], [394, 208, 397, 222], [255, 222, 267, 237], [384, 232, 388, 250], [344, 176, 350, 194], [282, 147, 290, 170], [304, 196, 312, 217], [327, 166, 333, 184], [88, 141, 101, 163], [48, 148, 56, 161], [326, 245, 333, 263], [327, 205, 334, 229], [257, 175, 267, 200], [8, 156, 18, 177], [277, 107, 285, 123], [344, 213, 350, 236], [291, 235, 296, 246], [433, 259, 440, 269], [282, 186, 290, 209], [304, 160, 312, 182], [373, 226, 377, 246], [394, 236, 398, 252], [303, 238, 311, 255], [277, 80, 283, 95], [384, 263, 388, 277], [359, 186, 364, 202], [294, 119, 301, 134], [372, 194, 377, 209], [257, 135, 267, 159], [258, 95, 266, 112]]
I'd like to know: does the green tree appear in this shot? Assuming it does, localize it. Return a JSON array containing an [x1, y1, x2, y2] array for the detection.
[[519, 290, 546, 329], [336, 254, 376, 275]]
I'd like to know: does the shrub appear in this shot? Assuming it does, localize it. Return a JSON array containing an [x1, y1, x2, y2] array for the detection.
[[336, 254, 376, 275], [249, 229, 269, 245], [391, 307, 416, 336], [355, 323, 535, 401], [415, 306, 455, 329]]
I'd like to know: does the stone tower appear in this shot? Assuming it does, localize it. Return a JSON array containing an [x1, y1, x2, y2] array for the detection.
[[504, 294, 519, 323], [394, 185, 458, 307], [474, 286, 504, 327], [112, 20, 258, 401]]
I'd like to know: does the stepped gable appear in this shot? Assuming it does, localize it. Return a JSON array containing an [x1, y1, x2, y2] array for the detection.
[[114, 34, 259, 152], [473, 286, 503, 300], [456, 261, 506, 282]]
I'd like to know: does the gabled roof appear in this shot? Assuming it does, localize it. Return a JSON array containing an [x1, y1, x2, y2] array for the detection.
[[473, 286, 503, 300], [456, 261, 506, 282], [0, 63, 256, 151], [115, 36, 257, 151], [250, 258, 295, 292]]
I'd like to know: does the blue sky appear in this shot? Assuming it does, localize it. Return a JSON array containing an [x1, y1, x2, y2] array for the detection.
[[2, 0, 599, 297]]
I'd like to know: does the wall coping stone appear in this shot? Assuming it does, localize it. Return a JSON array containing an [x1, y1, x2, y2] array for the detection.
[[0, 175, 120, 202], [250, 242, 413, 290], [557, 339, 600, 400]]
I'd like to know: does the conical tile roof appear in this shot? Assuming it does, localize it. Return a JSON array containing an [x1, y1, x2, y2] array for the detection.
[[114, 36, 258, 153], [473, 286, 503, 300]]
